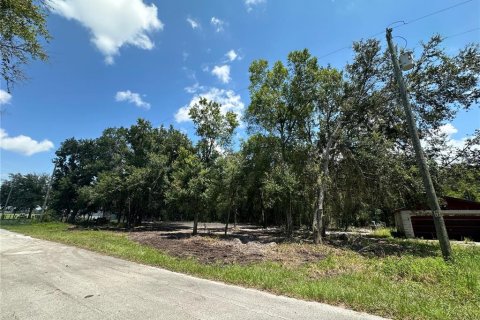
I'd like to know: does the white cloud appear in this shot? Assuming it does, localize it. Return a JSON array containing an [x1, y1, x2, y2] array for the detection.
[[211, 65, 231, 84], [115, 90, 151, 109], [425, 123, 475, 152], [175, 87, 245, 123], [0, 129, 54, 156], [184, 82, 205, 94], [438, 123, 458, 137], [0, 90, 12, 105], [210, 17, 225, 32], [245, 0, 266, 11], [225, 50, 238, 62], [175, 106, 191, 123], [437, 123, 470, 150], [48, 0, 163, 64], [186, 17, 200, 29]]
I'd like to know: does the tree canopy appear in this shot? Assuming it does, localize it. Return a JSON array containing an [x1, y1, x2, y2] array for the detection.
[[0, 0, 50, 90]]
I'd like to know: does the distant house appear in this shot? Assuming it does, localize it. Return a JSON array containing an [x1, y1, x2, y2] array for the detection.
[[394, 196, 480, 241]]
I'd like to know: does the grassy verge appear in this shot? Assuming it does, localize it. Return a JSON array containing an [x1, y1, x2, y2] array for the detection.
[[2, 222, 479, 320]]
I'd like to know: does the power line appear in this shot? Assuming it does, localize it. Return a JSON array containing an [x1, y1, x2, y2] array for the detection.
[[410, 27, 480, 52], [397, 0, 475, 28], [318, 0, 477, 60], [213, 7, 478, 102], [226, 24, 478, 96], [318, 46, 352, 60], [444, 27, 480, 40]]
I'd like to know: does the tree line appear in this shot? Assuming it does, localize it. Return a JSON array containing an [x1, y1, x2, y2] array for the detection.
[[2, 36, 479, 241]]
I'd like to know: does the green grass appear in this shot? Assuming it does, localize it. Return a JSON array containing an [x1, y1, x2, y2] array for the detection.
[[370, 227, 393, 238], [2, 222, 479, 320]]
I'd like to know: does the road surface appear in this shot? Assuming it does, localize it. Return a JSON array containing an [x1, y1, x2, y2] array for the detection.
[[0, 229, 387, 320]]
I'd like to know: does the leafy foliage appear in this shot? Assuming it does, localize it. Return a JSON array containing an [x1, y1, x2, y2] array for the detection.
[[0, 173, 48, 216], [0, 0, 51, 90]]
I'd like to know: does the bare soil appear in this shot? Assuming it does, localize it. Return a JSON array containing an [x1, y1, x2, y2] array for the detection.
[[128, 223, 329, 266], [73, 221, 440, 263], [125, 221, 440, 265]]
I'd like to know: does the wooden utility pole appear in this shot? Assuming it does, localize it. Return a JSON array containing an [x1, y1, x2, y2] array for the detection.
[[386, 28, 452, 260], [1, 183, 14, 220]]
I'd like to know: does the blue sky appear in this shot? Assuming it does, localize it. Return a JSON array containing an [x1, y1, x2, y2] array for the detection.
[[1, 0, 479, 178]]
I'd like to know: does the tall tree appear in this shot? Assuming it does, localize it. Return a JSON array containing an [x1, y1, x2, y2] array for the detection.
[[185, 97, 238, 234], [51, 138, 100, 221], [247, 53, 313, 236]]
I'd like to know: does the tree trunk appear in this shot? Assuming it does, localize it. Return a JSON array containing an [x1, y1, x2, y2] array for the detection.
[[28, 207, 33, 219], [117, 210, 123, 227], [313, 183, 326, 244], [321, 217, 328, 238], [286, 192, 293, 237], [225, 187, 236, 236], [313, 121, 342, 244], [261, 192, 266, 229], [193, 210, 199, 235], [233, 206, 237, 228], [224, 205, 232, 236], [224, 209, 230, 236], [127, 198, 132, 229]]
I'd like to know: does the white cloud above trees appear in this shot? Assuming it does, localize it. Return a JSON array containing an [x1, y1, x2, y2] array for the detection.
[[48, 0, 163, 64], [175, 87, 244, 123], [424, 123, 478, 154], [0, 129, 54, 156], [115, 90, 151, 109], [184, 82, 205, 94], [211, 65, 231, 84], [436, 123, 470, 149]]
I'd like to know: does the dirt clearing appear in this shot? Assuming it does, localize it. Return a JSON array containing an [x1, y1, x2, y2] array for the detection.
[[129, 226, 329, 266]]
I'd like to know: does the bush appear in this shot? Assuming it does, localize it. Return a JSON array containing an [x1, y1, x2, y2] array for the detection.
[[40, 210, 56, 222]]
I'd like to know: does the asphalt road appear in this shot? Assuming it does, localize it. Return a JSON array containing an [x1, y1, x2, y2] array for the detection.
[[0, 229, 387, 320]]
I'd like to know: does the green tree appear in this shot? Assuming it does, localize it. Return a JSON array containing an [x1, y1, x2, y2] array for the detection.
[[238, 134, 277, 227], [51, 138, 100, 221], [166, 147, 208, 235], [211, 153, 245, 234], [426, 129, 480, 201], [178, 97, 239, 234], [0, 0, 51, 90], [189, 98, 238, 165], [0, 173, 48, 218], [247, 52, 313, 236]]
